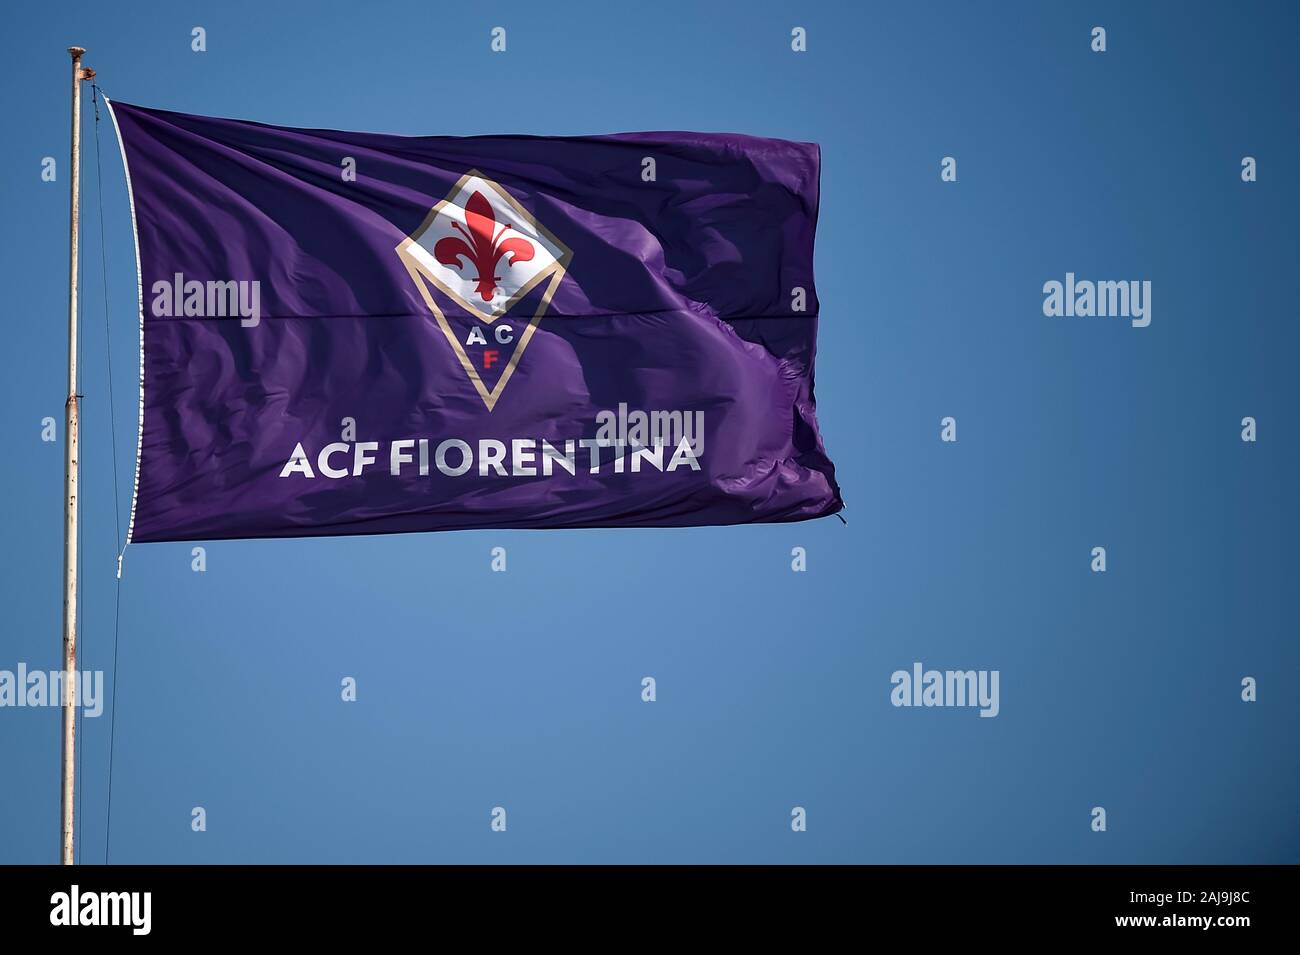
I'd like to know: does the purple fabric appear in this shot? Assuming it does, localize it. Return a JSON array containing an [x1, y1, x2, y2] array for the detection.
[[109, 101, 841, 541]]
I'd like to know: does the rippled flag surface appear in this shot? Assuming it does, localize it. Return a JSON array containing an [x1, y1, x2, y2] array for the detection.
[[107, 101, 841, 541]]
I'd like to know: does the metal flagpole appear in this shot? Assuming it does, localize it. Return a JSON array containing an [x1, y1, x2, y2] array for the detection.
[[62, 45, 94, 866]]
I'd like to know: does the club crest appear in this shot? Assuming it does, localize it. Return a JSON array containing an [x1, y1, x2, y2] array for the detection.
[[397, 171, 571, 411]]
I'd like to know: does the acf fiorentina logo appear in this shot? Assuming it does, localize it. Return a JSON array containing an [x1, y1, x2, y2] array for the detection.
[[397, 171, 572, 411]]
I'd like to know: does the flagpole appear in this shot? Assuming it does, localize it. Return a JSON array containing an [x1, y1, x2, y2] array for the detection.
[[62, 44, 93, 867]]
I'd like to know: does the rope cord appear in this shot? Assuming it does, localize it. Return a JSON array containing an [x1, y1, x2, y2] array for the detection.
[[91, 82, 127, 866]]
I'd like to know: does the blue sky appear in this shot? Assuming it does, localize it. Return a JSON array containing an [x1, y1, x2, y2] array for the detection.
[[1, 0, 1297, 863]]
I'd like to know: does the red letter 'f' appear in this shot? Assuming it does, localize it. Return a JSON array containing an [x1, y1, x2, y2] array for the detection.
[[483, 349, 499, 369]]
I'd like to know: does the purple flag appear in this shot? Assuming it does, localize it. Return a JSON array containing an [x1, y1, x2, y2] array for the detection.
[[106, 101, 841, 542]]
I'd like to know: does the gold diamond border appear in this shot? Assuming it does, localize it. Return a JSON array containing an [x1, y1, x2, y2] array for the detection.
[[396, 171, 571, 411]]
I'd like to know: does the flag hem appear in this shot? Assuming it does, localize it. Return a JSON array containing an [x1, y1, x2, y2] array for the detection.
[[102, 95, 145, 547]]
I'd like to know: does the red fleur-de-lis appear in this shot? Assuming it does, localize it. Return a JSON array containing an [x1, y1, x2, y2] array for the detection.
[[434, 191, 535, 302]]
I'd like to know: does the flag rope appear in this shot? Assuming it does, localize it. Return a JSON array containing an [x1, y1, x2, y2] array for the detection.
[[74, 124, 85, 866], [91, 83, 127, 865]]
